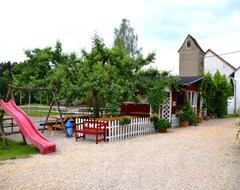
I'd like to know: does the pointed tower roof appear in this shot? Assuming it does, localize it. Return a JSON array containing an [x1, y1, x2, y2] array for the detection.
[[178, 34, 205, 53]]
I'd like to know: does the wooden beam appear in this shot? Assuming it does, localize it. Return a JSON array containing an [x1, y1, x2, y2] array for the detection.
[[9, 85, 57, 92]]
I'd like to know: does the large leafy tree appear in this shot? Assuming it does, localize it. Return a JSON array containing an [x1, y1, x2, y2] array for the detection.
[[12, 41, 79, 103], [198, 72, 216, 115], [113, 18, 142, 57], [136, 68, 179, 113], [0, 61, 17, 98], [213, 71, 232, 117], [136, 68, 170, 95], [0, 77, 8, 99], [13, 48, 53, 88], [77, 34, 155, 118], [198, 71, 232, 117], [48, 50, 80, 102], [0, 61, 17, 80]]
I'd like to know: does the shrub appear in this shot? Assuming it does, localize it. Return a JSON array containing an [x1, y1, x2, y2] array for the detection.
[[154, 118, 171, 129], [176, 100, 197, 125], [120, 116, 131, 125]]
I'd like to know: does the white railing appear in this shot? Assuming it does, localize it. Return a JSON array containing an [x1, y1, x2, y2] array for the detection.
[[107, 117, 154, 142], [75, 117, 155, 142], [66, 107, 93, 115], [19, 105, 67, 113]]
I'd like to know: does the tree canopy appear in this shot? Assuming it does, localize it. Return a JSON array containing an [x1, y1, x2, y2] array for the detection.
[[0, 61, 17, 98], [198, 71, 232, 117], [9, 30, 155, 118], [136, 68, 179, 113], [1, 19, 181, 119], [77, 33, 155, 118], [113, 18, 142, 57], [12, 41, 79, 103], [213, 71, 232, 117]]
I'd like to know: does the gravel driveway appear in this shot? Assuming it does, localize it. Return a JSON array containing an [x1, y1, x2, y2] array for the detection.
[[0, 118, 240, 190]]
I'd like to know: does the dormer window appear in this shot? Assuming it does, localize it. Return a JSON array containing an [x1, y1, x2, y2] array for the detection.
[[186, 40, 191, 48]]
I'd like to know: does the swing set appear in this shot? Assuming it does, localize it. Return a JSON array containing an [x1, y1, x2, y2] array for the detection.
[[0, 86, 64, 149]]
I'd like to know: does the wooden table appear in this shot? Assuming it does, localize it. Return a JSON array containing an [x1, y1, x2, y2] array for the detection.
[[48, 114, 90, 131]]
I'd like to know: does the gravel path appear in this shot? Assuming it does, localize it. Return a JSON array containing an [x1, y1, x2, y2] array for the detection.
[[0, 118, 240, 190]]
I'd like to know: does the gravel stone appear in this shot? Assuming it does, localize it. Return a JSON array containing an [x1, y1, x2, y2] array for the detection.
[[0, 118, 239, 190]]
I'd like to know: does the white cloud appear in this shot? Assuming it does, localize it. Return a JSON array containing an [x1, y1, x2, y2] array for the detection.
[[201, 32, 240, 68], [0, 0, 239, 73]]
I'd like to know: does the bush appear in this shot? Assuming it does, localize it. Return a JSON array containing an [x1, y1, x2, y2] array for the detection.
[[119, 116, 131, 125], [154, 118, 171, 129], [176, 100, 197, 125]]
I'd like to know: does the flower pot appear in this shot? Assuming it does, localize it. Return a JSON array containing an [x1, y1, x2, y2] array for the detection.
[[210, 115, 215, 119], [159, 128, 168, 133], [204, 115, 210, 121], [180, 121, 189, 127]]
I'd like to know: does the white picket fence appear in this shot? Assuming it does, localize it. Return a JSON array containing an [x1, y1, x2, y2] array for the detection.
[[75, 117, 155, 142]]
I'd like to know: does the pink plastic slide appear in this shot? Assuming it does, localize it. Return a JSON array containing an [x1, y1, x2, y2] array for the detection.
[[0, 99, 56, 154]]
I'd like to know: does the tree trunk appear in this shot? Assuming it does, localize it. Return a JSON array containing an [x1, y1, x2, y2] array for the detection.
[[92, 90, 100, 118]]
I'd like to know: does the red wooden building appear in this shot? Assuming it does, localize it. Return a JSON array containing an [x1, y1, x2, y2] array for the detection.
[[171, 76, 204, 127], [119, 76, 204, 128]]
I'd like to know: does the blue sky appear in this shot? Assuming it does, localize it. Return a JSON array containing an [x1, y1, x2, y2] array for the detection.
[[0, 0, 239, 74]]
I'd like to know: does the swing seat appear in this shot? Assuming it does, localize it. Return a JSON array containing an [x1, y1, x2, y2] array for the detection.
[[39, 122, 47, 126], [39, 121, 48, 130]]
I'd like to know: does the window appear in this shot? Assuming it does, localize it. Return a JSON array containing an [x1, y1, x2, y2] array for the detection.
[[186, 40, 191, 48], [177, 95, 184, 106]]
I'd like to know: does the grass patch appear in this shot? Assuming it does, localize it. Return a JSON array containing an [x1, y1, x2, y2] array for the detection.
[[20, 104, 60, 117], [0, 138, 39, 160], [223, 114, 240, 118], [24, 110, 59, 117]]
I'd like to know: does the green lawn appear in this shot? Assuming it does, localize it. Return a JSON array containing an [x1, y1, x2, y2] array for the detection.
[[223, 114, 240, 118], [19, 104, 60, 117], [0, 138, 39, 160], [0, 104, 57, 161]]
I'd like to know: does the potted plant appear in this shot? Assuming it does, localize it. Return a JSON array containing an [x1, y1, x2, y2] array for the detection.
[[204, 115, 210, 121], [154, 118, 171, 133], [207, 107, 215, 119], [176, 100, 197, 127], [176, 109, 189, 127]]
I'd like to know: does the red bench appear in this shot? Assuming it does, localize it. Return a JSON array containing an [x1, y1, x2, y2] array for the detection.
[[75, 120, 108, 144]]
